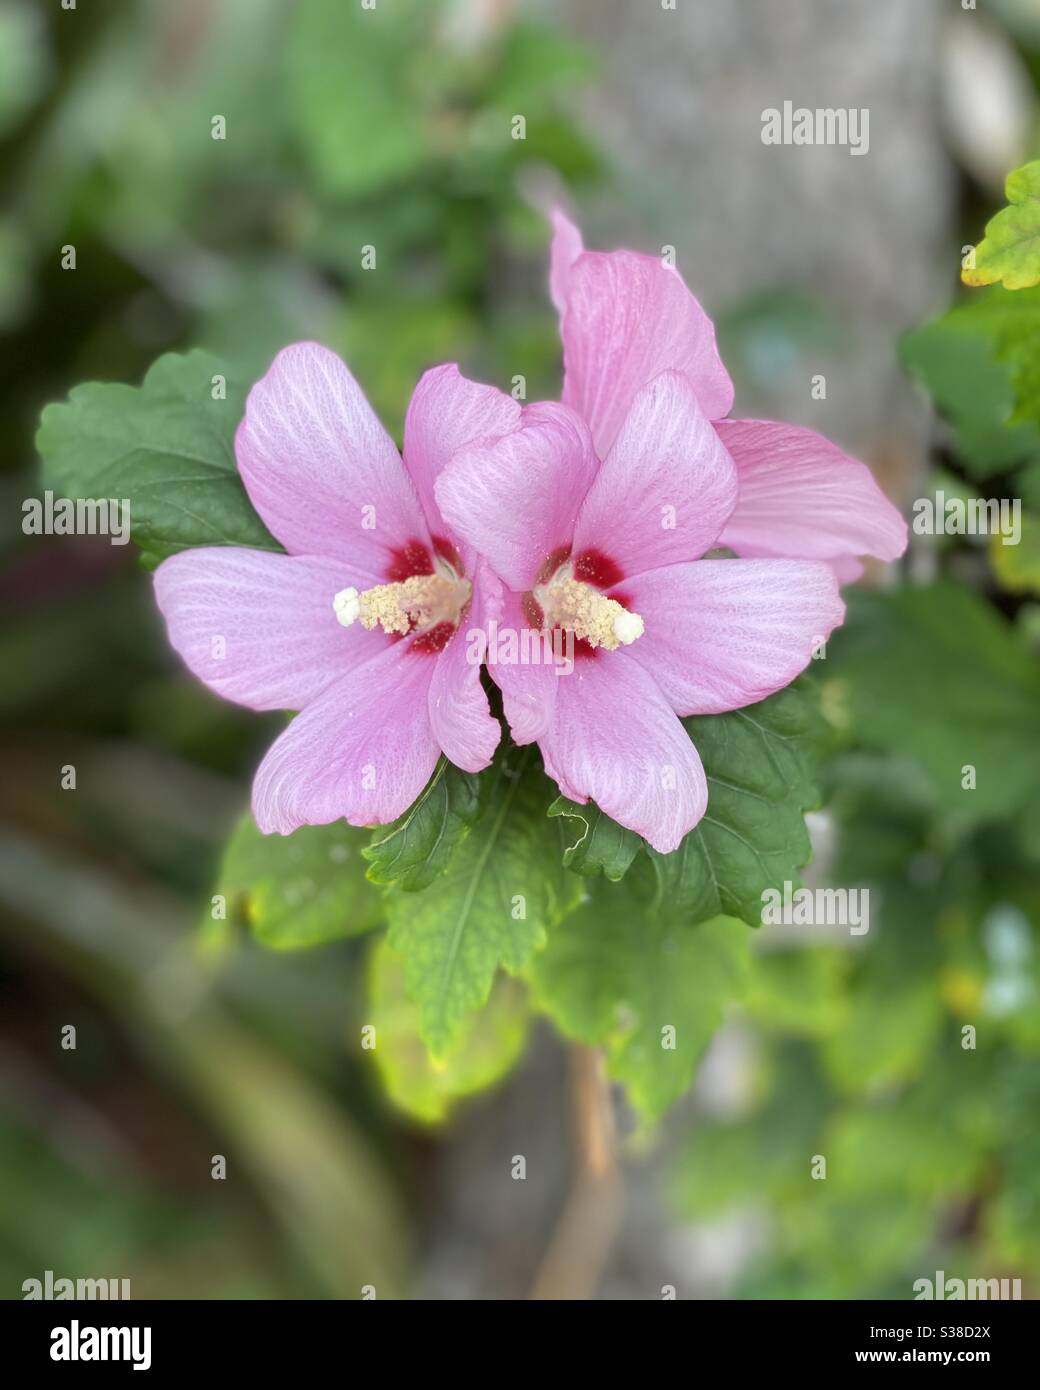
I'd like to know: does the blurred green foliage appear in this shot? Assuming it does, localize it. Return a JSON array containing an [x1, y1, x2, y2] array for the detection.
[[668, 156, 1040, 1298], [670, 745, 1040, 1294]]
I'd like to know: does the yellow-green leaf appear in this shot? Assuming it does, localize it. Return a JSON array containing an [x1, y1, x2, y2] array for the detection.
[[366, 938, 529, 1124], [203, 812, 385, 951], [990, 509, 1040, 594], [963, 160, 1040, 290]]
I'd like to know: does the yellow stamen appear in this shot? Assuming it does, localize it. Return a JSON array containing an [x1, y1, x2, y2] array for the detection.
[[534, 574, 644, 650], [333, 574, 470, 637]]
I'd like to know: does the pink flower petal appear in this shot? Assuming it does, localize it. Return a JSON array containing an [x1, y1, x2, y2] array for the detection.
[[403, 364, 521, 568], [435, 400, 598, 592], [153, 547, 387, 712], [486, 587, 560, 745], [830, 555, 865, 584], [236, 342, 432, 574], [621, 558, 844, 716], [539, 651, 708, 853], [427, 562, 502, 773], [716, 419, 907, 571], [572, 371, 738, 577], [251, 642, 440, 833], [560, 246, 734, 456], [549, 207, 584, 315]]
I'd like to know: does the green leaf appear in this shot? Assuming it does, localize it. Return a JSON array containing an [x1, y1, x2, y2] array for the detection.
[[528, 855, 750, 1118], [36, 350, 278, 567], [1020, 458, 1040, 509], [744, 948, 849, 1038], [386, 747, 580, 1060], [655, 679, 831, 928], [204, 812, 385, 951], [989, 510, 1040, 595], [0, 1, 49, 137], [963, 160, 1040, 290], [961, 287, 1040, 430], [488, 21, 595, 112], [337, 299, 475, 430], [829, 583, 1040, 825], [285, 0, 428, 200], [547, 795, 642, 881], [824, 1093, 984, 1199], [900, 295, 1040, 474], [366, 938, 529, 1124], [821, 976, 943, 1093], [670, 1044, 830, 1216], [1019, 786, 1040, 864], [364, 757, 482, 892], [987, 1075, 1040, 1267]]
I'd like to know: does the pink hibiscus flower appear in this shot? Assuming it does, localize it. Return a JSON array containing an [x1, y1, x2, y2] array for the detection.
[[154, 343, 519, 833], [547, 210, 908, 582], [430, 215, 908, 853], [435, 370, 848, 853]]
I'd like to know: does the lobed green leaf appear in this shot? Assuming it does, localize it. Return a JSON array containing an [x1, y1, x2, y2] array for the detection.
[[547, 795, 642, 881], [963, 160, 1040, 291], [386, 747, 580, 1060], [36, 350, 277, 567], [364, 757, 482, 892]]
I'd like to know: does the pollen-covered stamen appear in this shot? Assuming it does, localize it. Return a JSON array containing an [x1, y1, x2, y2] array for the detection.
[[333, 572, 471, 638], [533, 571, 644, 650]]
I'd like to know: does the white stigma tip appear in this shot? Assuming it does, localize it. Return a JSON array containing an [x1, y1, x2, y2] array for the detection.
[[333, 586, 360, 627], [613, 610, 644, 645]]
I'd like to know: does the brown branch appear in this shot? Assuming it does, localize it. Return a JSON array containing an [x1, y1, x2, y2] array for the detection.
[[529, 1045, 624, 1300]]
